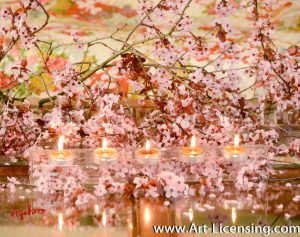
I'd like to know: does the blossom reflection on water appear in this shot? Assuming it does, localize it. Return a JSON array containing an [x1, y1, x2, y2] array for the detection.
[[0, 182, 299, 237]]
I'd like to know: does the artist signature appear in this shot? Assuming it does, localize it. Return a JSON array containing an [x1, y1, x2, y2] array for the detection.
[[11, 204, 46, 221]]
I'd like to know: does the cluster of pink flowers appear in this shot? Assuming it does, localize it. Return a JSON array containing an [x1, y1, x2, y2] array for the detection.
[[10, 60, 30, 83], [214, 0, 235, 17], [0, 101, 41, 155], [0, 0, 298, 155], [54, 65, 82, 97], [33, 166, 86, 195], [0, 0, 299, 209], [277, 139, 300, 156], [6, 177, 20, 193], [25, 146, 272, 203], [0, 1, 299, 225], [157, 171, 193, 198], [0, 0, 40, 50], [94, 176, 124, 197]]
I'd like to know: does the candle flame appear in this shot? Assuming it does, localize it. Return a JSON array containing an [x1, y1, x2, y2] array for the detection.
[[102, 211, 107, 226], [145, 140, 151, 152], [191, 135, 196, 148], [102, 137, 108, 150], [58, 212, 63, 231], [144, 207, 151, 224], [234, 135, 240, 148], [231, 207, 237, 224], [58, 136, 64, 153], [188, 208, 194, 221]]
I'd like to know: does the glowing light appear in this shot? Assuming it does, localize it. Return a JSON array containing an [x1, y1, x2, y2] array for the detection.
[[188, 208, 194, 222], [94, 204, 100, 215], [102, 211, 107, 226], [58, 212, 63, 231], [145, 140, 151, 152], [231, 207, 237, 224], [144, 207, 151, 224], [58, 136, 64, 153], [102, 137, 108, 150], [234, 135, 240, 148], [127, 219, 133, 230], [191, 135, 196, 148]]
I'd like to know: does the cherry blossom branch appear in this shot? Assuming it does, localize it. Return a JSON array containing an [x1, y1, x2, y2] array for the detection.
[[0, 0, 49, 63], [253, 0, 290, 90], [122, 0, 166, 47], [168, 0, 192, 35]]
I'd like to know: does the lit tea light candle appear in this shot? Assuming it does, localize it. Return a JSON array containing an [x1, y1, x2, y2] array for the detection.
[[135, 140, 160, 165], [94, 137, 118, 164], [224, 134, 246, 159], [181, 135, 203, 163], [50, 136, 74, 165]]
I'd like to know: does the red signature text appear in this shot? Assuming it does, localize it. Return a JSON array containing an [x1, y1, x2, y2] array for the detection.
[[11, 205, 46, 221]]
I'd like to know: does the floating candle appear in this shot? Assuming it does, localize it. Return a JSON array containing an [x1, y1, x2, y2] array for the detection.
[[181, 135, 203, 163], [135, 140, 160, 165], [94, 137, 118, 164], [224, 135, 246, 159], [50, 136, 74, 165]]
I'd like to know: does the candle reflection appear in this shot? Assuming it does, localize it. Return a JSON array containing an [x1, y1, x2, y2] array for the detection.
[[102, 211, 107, 226], [188, 208, 194, 222], [58, 212, 63, 231], [231, 207, 237, 224], [94, 204, 100, 216], [144, 207, 151, 224], [127, 218, 133, 230]]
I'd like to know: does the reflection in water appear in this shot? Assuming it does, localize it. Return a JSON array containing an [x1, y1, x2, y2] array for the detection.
[[94, 204, 100, 215], [58, 212, 63, 231], [102, 211, 107, 226], [231, 207, 237, 224], [0, 183, 299, 237], [144, 207, 151, 224], [127, 218, 133, 230], [188, 208, 194, 222]]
